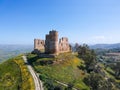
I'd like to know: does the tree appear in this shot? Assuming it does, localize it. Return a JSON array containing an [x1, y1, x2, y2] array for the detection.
[[54, 85, 62, 90], [67, 82, 74, 90], [77, 44, 96, 72], [84, 72, 112, 90], [111, 62, 120, 79], [74, 43, 79, 52], [44, 79, 54, 90]]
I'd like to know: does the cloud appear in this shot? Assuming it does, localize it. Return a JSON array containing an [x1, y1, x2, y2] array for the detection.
[[92, 36, 105, 40], [88, 35, 107, 44], [80, 35, 120, 44]]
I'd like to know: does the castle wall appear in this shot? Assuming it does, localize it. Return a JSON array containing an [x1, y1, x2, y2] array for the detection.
[[59, 37, 70, 53], [34, 39, 45, 51]]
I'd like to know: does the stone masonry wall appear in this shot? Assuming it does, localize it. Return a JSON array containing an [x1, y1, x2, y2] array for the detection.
[[59, 37, 70, 53], [45, 30, 59, 55], [34, 30, 71, 55], [34, 39, 45, 51]]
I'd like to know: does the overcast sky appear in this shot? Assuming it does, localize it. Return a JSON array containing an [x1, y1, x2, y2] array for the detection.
[[0, 0, 120, 45]]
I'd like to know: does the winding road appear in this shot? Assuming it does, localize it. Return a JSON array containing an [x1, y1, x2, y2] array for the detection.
[[22, 55, 44, 90]]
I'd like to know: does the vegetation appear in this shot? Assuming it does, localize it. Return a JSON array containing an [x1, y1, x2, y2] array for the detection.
[[1, 43, 120, 90], [27, 53, 89, 90], [0, 59, 22, 90], [76, 44, 120, 90], [90, 46, 120, 89], [77, 44, 96, 72], [84, 72, 112, 90], [26, 44, 120, 90], [0, 55, 35, 90], [13, 55, 35, 90]]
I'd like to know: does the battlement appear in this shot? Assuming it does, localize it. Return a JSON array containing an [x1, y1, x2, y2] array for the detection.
[[59, 37, 68, 43], [49, 30, 58, 35]]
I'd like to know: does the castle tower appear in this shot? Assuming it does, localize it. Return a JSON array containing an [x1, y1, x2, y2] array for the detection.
[[45, 30, 59, 55]]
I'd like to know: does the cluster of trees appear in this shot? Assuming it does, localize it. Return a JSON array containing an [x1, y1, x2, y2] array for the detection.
[[109, 62, 120, 79], [75, 44, 96, 72], [74, 44, 120, 90], [84, 72, 113, 90]]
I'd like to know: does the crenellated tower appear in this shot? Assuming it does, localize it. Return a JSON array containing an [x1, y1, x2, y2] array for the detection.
[[45, 30, 59, 55]]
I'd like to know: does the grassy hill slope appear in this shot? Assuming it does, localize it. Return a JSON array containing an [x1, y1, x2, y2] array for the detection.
[[0, 55, 35, 90], [0, 59, 21, 90], [27, 53, 89, 90]]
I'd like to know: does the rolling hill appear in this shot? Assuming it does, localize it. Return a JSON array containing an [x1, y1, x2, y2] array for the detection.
[[90, 43, 120, 49], [0, 44, 33, 63]]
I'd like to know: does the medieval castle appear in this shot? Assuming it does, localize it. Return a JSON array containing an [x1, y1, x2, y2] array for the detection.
[[34, 30, 71, 55]]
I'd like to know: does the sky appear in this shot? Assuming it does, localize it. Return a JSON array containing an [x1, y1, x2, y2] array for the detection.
[[0, 0, 120, 45]]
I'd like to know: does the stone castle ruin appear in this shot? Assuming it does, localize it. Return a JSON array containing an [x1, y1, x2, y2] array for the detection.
[[34, 30, 71, 55]]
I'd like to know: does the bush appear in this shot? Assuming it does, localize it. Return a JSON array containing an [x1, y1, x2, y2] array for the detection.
[[54, 85, 62, 90]]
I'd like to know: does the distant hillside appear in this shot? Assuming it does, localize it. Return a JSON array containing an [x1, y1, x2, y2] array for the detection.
[[90, 43, 120, 49], [0, 45, 33, 63]]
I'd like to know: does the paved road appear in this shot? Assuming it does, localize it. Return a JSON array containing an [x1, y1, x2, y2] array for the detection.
[[22, 55, 44, 90]]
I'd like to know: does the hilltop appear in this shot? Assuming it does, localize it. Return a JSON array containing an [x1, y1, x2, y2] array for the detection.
[[27, 52, 89, 90]]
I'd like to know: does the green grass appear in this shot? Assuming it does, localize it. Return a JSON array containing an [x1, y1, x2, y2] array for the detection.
[[0, 55, 35, 90], [0, 59, 22, 90], [105, 66, 120, 83], [28, 53, 89, 90], [14, 55, 35, 90]]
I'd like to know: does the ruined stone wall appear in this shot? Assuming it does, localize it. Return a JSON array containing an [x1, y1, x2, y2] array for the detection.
[[34, 30, 71, 55], [45, 30, 59, 55], [34, 39, 45, 51], [59, 37, 70, 53]]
